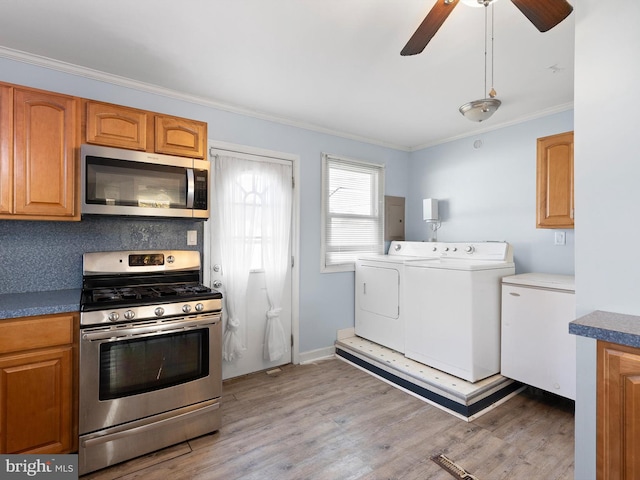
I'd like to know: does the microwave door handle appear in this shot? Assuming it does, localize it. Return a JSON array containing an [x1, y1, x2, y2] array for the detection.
[[186, 169, 195, 208]]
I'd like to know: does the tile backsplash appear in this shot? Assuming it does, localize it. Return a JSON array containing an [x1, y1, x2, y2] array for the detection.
[[0, 217, 204, 294]]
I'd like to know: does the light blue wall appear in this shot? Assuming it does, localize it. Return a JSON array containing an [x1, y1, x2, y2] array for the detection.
[[0, 56, 410, 354], [573, 1, 640, 478], [407, 110, 575, 275], [0, 55, 577, 358]]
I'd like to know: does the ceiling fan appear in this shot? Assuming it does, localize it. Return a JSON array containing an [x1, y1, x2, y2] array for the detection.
[[401, 0, 573, 56]]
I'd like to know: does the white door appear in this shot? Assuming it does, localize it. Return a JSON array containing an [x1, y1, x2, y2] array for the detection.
[[206, 145, 296, 380]]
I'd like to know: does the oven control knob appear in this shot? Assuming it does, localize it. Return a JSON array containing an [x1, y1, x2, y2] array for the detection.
[[124, 310, 135, 320], [465, 245, 475, 254], [182, 304, 192, 313], [195, 303, 204, 312], [154, 307, 165, 317], [108, 312, 119, 322]]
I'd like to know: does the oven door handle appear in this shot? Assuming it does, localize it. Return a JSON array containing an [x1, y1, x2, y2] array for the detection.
[[82, 315, 220, 341]]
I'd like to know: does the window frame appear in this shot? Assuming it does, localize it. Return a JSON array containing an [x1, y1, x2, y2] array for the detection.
[[320, 153, 385, 273]]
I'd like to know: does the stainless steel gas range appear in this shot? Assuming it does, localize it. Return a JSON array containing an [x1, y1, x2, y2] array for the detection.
[[78, 250, 223, 475]]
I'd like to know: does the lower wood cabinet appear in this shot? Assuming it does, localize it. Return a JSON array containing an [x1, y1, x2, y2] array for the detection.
[[0, 313, 78, 454], [597, 340, 640, 479]]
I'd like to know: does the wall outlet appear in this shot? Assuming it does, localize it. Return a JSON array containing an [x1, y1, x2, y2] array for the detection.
[[554, 231, 566, 246], [187, 230, 197, 246]]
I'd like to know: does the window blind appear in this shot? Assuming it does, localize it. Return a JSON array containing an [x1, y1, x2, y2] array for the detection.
[[321, 153, 384, 272]]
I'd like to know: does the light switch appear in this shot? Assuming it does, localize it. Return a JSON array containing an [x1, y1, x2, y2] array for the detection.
[[187, 230, 198, 246], [554, 231, 566, 246]]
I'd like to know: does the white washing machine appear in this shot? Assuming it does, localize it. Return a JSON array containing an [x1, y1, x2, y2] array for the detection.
[[404, 242, 515, 383], [355, 241, 440, 353]]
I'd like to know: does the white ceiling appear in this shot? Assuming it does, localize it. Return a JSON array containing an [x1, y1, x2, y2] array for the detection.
[[0, 0, 574, 150]]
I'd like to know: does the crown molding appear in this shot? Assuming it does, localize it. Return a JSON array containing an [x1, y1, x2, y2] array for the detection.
[[0, 46, 410, 152]]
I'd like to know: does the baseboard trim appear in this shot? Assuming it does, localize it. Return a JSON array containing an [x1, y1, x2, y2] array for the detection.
[[299, 346, 335, 364]]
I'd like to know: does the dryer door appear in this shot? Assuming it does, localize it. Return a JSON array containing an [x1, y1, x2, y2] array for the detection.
[[356, 264, 399, 319]]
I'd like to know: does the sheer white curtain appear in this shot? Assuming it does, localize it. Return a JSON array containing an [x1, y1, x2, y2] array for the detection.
[[261, 163, 292, 361], [214, 154, 292, 362], [215, 155, 258, 361]]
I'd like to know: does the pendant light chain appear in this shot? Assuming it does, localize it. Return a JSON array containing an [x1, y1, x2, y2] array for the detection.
[[490, 3, 496, 97], [483, 5, 488, 98]]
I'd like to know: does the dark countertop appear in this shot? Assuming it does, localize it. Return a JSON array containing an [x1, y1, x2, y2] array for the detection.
[[570, 310, 640, 349], [0, 289, 81, 319]]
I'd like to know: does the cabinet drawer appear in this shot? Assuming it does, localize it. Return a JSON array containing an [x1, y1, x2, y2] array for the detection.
[[0, 313, 75, 354]]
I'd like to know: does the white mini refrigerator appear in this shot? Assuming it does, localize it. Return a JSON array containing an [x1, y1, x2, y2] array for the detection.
[[500, 273, 576, 399]]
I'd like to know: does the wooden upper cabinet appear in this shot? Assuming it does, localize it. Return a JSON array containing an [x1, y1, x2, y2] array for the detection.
[[154, 114, 207, 159], [536, 131, 574, 229], [84, 101, 207, 159], [9, 87, 79, 220], [84, 100, 148, 151], [0, 85, 13, 214]]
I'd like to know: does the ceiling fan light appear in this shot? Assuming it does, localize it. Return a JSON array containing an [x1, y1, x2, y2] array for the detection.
[[460, 0, 499, 7], [459, 98, 501, 122]]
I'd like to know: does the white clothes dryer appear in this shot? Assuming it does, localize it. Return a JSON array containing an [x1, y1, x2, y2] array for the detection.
[[355, 241, 440, 353], [404, 242, 515, 383]]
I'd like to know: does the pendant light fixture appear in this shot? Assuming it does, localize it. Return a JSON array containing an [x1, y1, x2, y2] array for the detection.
[[459, 0, 501, 122]]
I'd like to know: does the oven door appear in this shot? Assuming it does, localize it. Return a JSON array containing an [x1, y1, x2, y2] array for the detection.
[[79, 313, 221, 435]]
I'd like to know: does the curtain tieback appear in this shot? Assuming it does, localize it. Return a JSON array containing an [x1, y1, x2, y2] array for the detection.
[[266, 308, 282, 319], [226, 317, 240, 331]]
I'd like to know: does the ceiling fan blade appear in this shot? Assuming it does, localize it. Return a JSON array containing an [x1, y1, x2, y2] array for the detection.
[[401, 0, 460, 56], [511, 0, 573, 32]]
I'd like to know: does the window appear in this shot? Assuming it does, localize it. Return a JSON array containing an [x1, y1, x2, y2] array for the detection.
[[321, 153, 384, 272]]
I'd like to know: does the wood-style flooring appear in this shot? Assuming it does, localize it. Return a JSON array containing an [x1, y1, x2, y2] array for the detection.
[[81, 357, 575, 480]]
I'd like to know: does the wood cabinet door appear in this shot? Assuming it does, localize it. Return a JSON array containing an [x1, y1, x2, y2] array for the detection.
[[154, 115, 206, 159], [13, 88, 78, 218], [84, 100, 148, 150], [0, 85, 12, 214], [597, 341, 640, 479], [536, 131, 574, 228], [0, 346, 74, 454]]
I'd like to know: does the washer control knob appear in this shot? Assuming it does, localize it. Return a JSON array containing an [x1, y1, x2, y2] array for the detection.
[[182, 304, 192, 313], [465, 245, 475, 254], [108, 312, 119, 322], [154, 307, 165, 317], [444, 247, 449, 252], [432, 247, 437, 252], [195, 303, 204, 312], [124, 310, 135, 320]]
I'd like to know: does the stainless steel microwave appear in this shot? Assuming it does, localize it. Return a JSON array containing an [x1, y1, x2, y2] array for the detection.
[[81, 144, 209, 219]]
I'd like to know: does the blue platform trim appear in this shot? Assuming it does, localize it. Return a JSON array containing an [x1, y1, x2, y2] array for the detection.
[[336, 347, 521, 418]]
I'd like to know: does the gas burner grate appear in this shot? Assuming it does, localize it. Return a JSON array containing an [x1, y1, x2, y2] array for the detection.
[[90, 284, 213, 303]]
